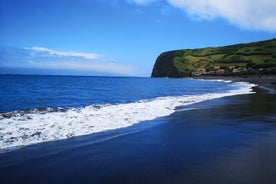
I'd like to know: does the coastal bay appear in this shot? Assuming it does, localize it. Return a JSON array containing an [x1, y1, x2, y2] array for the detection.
[[0, 78, 275, 184], [1, 1, 276, 183]]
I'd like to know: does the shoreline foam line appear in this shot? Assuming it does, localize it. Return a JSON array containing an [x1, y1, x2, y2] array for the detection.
[[0, 82, 256, 151]]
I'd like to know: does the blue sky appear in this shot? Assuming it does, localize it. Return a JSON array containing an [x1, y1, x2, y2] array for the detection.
[[0, 0, 275, 76]]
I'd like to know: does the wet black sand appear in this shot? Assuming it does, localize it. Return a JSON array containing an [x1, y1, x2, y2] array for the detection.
[[0, 84, 275, 184]]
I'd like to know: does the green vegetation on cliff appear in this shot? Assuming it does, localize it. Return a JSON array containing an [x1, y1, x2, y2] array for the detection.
[[151, 39, 276, 77]]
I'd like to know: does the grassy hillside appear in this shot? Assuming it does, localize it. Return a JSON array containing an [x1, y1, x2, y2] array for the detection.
[[151, 39, 276, 77]]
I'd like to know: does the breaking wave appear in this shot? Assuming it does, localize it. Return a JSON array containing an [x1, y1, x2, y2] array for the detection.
[[0, 82, 256, 150]]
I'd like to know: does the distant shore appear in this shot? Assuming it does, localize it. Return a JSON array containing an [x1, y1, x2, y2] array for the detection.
[[193, 75, 276, 92]]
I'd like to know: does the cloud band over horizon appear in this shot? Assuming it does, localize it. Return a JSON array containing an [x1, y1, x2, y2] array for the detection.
[[27, 47, 101, 60], [0, 47, 136, 76]]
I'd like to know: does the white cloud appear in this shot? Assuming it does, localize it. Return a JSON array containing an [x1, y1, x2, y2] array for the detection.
[[130, 0, 276, 32], [26, 47, 136, 75], [168, 0, 276, 31], [28, 47, 101, 60], [27, 60, 135, 75], [1, 47, 136, 75]]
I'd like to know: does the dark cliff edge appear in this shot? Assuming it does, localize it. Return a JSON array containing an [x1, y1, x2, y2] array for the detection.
[[151, 51, 182, 78], [151, 39, 276, 78]]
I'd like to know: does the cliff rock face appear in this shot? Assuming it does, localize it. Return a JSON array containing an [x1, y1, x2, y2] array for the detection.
[[151, 51, 183, 78], [151, 39, 276, 78]]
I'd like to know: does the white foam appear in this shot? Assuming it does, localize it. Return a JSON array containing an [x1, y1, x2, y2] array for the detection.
[[0, 82, 256, 150], [196, 78, 232, 83]]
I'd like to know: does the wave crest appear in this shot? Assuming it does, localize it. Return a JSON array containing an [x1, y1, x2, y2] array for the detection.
[[0, 82, 256, 150]]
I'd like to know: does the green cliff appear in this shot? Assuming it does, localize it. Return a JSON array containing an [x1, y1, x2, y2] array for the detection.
[[151, 39, 276, 77]]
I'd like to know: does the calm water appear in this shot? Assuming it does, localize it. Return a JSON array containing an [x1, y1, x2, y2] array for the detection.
[[0, 75, 236, 112]]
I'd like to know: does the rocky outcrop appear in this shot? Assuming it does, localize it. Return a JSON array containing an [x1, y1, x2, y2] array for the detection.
[[151, 51, 183, 78]]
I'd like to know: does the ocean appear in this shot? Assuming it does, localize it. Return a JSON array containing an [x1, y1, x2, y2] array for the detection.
[[0, 75, 254, 150], [1, 75, 275, 184]]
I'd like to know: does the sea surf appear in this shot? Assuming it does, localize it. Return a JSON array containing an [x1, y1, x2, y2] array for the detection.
[[0, 75, 256, 151]]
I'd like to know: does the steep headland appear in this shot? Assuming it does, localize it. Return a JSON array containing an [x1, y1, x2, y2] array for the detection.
[[151, 39, 276, 77]]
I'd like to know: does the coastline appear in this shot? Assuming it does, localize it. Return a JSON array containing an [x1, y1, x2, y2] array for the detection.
[[0, 80, 275, 184], [0, 76, 257, 151], [193, 75, 276, 93]]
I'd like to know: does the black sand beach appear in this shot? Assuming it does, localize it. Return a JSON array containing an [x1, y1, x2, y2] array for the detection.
[[0, 78, 275, 184]]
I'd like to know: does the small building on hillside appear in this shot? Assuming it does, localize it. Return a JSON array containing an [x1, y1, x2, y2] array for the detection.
[[207, 70, 215, 74], [199, 69, 207, 74], [233, 69, 240, 73], [192, 71, 202, 76], [217, 69, 225, 74]]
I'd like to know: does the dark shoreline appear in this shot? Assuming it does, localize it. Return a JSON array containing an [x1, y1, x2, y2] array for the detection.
[[193, 75, 276, 92], [1, 85, 275, 184], [0, 77, 275, 184]]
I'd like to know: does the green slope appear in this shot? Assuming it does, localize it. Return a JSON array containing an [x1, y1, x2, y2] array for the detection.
[[151, 39, 276, 77]]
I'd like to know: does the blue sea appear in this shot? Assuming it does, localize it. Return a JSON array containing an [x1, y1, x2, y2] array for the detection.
[[0, 75, 254, 150], [1, 75, 276, 184], [0, 75, 243, 112]]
